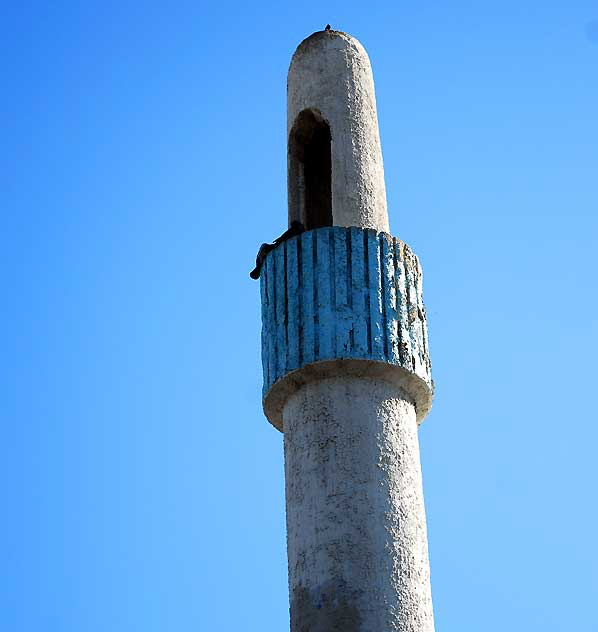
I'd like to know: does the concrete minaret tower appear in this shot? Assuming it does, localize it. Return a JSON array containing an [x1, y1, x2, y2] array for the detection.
[[258, 29, 435, 631]]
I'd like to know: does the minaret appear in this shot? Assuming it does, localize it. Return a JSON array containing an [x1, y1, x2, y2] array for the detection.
[[258, 29, 435, 631]]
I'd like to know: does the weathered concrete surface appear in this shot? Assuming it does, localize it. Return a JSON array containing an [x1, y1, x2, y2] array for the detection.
[[288, 30, 389, 232], [265, 358, 432, 433], [260, 29, 437, 632], [283, 376, 435, 632]]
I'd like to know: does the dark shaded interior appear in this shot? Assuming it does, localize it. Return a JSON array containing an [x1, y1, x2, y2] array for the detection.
[[289, 109, 332, 230]]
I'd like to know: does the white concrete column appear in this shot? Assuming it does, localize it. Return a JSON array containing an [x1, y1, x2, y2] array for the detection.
[[283, 376, 434, 632], [288, 30, 389, 232], [258, 28, 437, 632]]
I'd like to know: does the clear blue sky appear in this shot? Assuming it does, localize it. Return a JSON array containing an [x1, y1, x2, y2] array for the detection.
[[3, 1, 597, 630]]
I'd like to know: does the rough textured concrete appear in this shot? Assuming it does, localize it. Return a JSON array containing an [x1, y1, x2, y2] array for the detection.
[[283, 377, 435, 632], [288, 30, 389, 232], [258, 29, 436, 632]]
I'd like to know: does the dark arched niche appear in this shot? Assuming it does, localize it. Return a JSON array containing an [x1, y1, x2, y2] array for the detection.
[[288, 109, 332, 230]]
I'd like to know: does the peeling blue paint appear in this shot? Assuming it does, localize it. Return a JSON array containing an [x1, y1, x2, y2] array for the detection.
[[260, 227, 432, 398]]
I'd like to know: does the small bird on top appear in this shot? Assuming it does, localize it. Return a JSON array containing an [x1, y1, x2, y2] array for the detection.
[[325, 24, 331, 31]]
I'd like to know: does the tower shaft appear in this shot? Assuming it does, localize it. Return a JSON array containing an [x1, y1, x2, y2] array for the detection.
[[284, 377, 434, 631], [257, 29, 436, 631]]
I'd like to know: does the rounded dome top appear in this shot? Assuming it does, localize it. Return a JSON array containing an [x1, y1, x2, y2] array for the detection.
[[289, 29, 371, 73], [287, 30, 389, 233]]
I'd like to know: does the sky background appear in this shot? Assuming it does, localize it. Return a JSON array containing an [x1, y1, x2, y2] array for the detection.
[[3, 1, 598, 630]]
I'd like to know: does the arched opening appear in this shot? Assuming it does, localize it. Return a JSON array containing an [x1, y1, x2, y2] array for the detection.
[[288, 109, 332, 230]]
